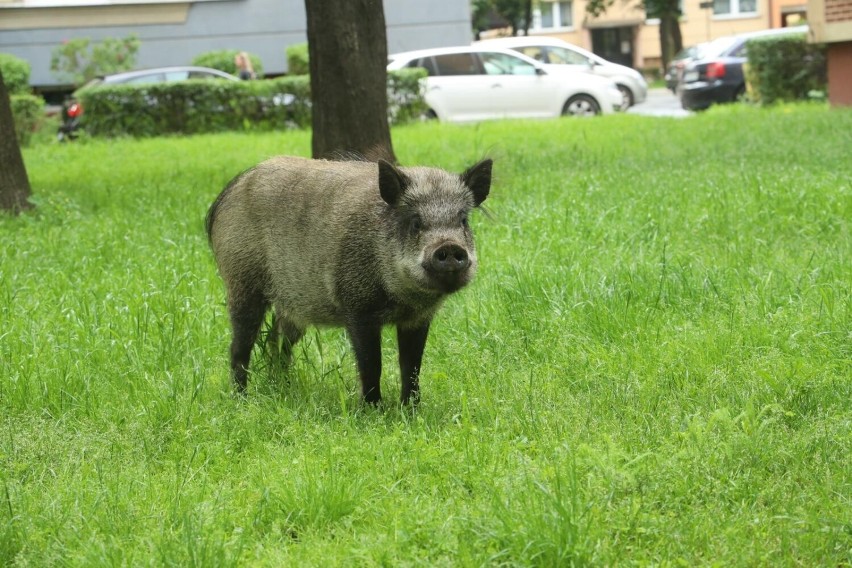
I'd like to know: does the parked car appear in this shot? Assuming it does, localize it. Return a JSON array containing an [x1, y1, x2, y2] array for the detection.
[[387, 45, 623, 122], [57, 66, 239, 140], [678, 25, 808, 111], [474, 36, 648, 110], [664, 43, 708, 93]]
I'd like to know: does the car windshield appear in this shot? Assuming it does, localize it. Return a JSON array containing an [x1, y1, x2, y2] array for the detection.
[[700, 36, 740, 58]]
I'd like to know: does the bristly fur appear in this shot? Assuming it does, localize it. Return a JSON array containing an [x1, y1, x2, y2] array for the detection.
[[206, 155, 492, 403], [205, 169, 251, 242]]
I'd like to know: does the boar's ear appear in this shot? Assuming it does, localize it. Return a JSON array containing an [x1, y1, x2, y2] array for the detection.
[[378, 159, 410, 206], [461, 159, 492, 207]]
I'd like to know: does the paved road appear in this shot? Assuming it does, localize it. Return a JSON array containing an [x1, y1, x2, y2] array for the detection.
[[627, 87, 692, 118]]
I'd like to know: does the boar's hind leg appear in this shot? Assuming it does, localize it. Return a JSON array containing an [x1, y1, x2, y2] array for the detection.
[[228, 289, 268, 393], [346, 322, 383, 404], [267, 309, 304, 365], [397, 323, 430, 405]]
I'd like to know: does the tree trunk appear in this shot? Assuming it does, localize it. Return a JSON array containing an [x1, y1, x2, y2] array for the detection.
[[657, 10, 684, 71], [523, 0, 533, 36], [0, 70, 33, 214], [304, 0, 396, 163]]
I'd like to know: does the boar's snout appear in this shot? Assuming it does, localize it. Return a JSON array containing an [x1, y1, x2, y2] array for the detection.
[[422, 242, 474, 292], [429, 243, 470, 273]]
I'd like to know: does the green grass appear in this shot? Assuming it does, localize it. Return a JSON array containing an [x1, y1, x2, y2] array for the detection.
[[2, 104, 850, 565]]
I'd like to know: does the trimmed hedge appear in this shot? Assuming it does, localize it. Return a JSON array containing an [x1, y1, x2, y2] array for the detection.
[[76, 71, 426, 138], [745, 34, 827, 105], [2, 54, 46, 146], [191, 50, 264, 78], [0, 54, 31, 95], [78, 76, 309, 137], [286, 43, 309, 75], [10, 94, 42, 147], [388, 68, 428, 124]]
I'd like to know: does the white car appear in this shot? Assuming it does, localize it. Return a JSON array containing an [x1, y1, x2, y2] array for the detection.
[[387, 45, 623, 123], [474, 36, 648, 110]]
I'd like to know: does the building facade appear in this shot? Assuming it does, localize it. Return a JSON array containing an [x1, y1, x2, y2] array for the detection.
[[0, 0, 473, 89], [523, 0, 808, 71], [807, 0, 852, 105]]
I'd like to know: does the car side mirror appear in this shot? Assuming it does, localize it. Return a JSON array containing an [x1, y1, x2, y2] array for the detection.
[[535, 66, 546, 76], [587, 58, 596, 69]]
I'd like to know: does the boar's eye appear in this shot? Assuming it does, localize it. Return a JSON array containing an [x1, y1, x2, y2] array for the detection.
[[409, 216, 422, 235], [461, 215, 469, 228]]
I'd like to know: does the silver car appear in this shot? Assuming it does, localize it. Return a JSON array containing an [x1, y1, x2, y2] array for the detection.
[[475, 36, 648, 110]]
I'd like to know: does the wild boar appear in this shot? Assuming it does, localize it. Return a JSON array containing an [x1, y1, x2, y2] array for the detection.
[[206, 156, 492, 404]]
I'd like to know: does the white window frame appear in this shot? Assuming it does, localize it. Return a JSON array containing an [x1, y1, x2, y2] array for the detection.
[[533, 1, 574, 31], [712, 0, 759, 19]]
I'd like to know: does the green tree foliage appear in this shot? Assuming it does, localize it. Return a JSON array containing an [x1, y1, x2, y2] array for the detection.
[[50, 35, 140, 85], [473, 0, 533, 36]]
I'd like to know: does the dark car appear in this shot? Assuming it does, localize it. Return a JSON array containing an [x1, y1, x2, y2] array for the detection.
[[664, 43, 707, 94], [679, 25, 808, 111], [57, 66, 239, 140]]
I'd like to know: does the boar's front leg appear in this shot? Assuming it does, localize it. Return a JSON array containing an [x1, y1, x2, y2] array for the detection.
[[397, 323, 430, 405], [228, 289, 268, 393], [346, 321, 383, 403]]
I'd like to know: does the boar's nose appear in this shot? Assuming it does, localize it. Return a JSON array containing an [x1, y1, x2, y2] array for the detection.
[[428, 243, 470, 273]]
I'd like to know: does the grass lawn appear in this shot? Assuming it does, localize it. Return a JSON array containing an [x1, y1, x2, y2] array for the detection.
[[2, 104, 850, 565]]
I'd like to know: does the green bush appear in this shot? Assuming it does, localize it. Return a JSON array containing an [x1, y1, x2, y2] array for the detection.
[[191, 49, 264, 78], [286, 43, 309, 75], [10, 94, 43, 147], [387, 67, 428, 123], [78, 76, 310, 137], [76, 70, 425, 138], [1, 54, 44, 147], [50, 35, 140, 86], [0, 54, 31, 94], [745, 34, 827, 105]]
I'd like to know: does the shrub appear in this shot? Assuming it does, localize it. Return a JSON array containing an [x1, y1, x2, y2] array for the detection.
[[387, 67, 428, 124], [10, 94, 43, 147], [50, 35, 140, 85], [191, 50, 264, 78], [286, 43, 309, 75], [77, 76, 310, 137], [75, 70, 425, 138], [745, 34, 827, 105], [1, 55, 44, 146], [0, 54, 31, 94]]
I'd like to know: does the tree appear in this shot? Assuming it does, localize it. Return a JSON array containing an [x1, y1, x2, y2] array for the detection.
[[587, 0, 683, 69], [473, 0, 533, 37], [304, 0, 396, 162], [0, 70, 32, 214]]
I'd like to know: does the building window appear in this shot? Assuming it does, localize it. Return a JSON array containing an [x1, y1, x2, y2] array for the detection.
[[535, 1, 573, 30], [713, 0, 757, 17]]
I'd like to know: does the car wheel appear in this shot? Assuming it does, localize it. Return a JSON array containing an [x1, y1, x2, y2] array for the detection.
[[733, 85, 747, 103], [616, 84, 634, 110], [562, 95, 601, 117]]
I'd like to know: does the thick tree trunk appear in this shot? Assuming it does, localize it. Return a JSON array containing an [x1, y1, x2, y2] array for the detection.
[[658, 12, 684, 71], [304, 0, 396, 162], [0, 70, 32, 214]]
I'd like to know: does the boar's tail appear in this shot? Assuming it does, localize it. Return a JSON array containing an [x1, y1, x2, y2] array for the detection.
[[206, 169, 249, 243]]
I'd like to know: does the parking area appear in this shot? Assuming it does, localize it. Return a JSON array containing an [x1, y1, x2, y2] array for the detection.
[[627, 88, 692, 118]]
